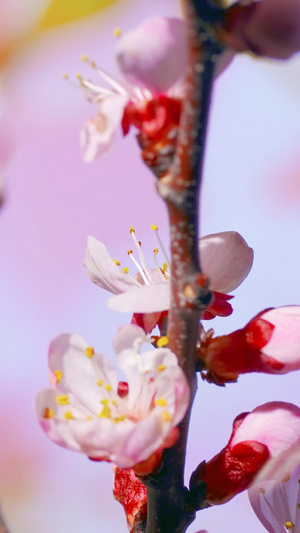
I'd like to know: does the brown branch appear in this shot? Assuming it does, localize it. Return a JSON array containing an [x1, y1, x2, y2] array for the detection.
[[142, 2, 225, 532]]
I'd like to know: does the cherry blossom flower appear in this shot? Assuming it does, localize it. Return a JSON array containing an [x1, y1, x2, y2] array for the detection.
[[199, 306, 300, 385], [36, 324, 189, 472], [190, 402, 300, 508], [78, 17, 234, 165], [249, 445, 300, 533], [84, 227, 253, 332]]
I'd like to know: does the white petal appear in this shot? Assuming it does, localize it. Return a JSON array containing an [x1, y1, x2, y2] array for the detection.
[[108, 282, 170, 313], [80, 93, 129, 162], [84, 236, 137, 294], [113, 324, 147, 356], [116, 18, 186, 94], [48, 333, 118, 406], [199, 231, 254, 293]]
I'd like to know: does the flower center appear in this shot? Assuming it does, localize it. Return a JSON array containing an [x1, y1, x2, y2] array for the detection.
[[115, 225, 171, 286]]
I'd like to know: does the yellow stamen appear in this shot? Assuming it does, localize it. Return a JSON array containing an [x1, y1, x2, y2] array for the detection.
[[100, 399, 109, 405], [85, 346, 94, 358], [63, 73, 69, 80], [285, 522, 294, 530], [76, 73, 82, 79], [114, 27, 122, 37], [105, 384, 112, 391], [127, 249, 133, 255], [153, 248, 159, 255], [122, 267, 129, 274], [90, 60, 96, 69], [56, 395, 69, 405], [80, 54, 88, 61], [54, 370, 63, 383], [162, 412, 171, 422], [157, 336, 169, 348], [155, 398, 167, 407], [112, 400, 117, 406], [114, 415, 125, 423], [162, 262, 168, 271], [99, 404, 111, 418], [64, 411, 75, 420], [114, 259, 121, 266], [129, 227, 135, 233], [97, 380, 103, 386], [157, 364, 166, 372], [150, 224, 158, 231], [44, 407, 54, 419]]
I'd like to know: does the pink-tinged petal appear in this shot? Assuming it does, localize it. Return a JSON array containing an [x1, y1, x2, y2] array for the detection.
[[259, 306, 300, 371], [116, 18, 186, 94], [249, 445, 300, 533], [48, 333, 118, 403], [113, 324, 147, 356], [231, 402, 300, 457], [108, 282, 170, 313], [36, 389, 82, 452], [84, 236, 137, 294], [199, 231, 253, 293], [80, 93, 129, 162]]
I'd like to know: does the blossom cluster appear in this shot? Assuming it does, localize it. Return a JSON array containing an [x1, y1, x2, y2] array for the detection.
[[36, 5, 300, 533]]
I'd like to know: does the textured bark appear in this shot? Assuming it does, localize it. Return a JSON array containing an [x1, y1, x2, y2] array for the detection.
[[142, 1, 225, 532]]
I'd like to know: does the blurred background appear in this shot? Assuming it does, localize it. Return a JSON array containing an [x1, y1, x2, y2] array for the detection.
[[0, 0, 299, 531]]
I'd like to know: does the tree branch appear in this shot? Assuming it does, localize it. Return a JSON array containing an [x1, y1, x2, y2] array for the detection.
[[142, 2, 225, 532]]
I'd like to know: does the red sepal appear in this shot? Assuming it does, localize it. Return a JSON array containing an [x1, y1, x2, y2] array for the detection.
[[202, 291, 234, 320], [113, 468, 147, 532], [190, 413, 270, 506]]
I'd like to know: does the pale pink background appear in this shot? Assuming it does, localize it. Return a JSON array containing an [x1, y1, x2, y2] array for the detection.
[[0, 0, 300, 531]]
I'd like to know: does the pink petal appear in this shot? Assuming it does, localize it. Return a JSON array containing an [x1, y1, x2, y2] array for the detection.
[[113, 324, 147, 356], [115, 18, 186, 94], [231, 402, 300, 458], [260, 306, 300, 371], [249, 445, 300, 533], [199, 231, 254, 293], [108, 282, 170, 313], [48, 333, 118, 403], [36, 388, 82, 452], [84, 236, 137, 294], [80, 93, 129, 162]]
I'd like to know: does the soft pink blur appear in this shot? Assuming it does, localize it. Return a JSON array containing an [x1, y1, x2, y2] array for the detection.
[[0, 1, 300, 532]]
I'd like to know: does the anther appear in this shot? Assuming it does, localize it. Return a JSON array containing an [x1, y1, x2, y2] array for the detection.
[[157, 336, 169, 347], [122, 267, 129, 274], [129, 227, 135, 233], [285, 522, 294, 530], [56, 395, 69, 405], [85, 346, 94, 358], [114, 27, 122, 37], [54, 370, 63, 383], [150, 224, 158, 231], [80, 54, 88, 61], [44, 407, 54, 419], [127, 249, 133, 255], [155, 398, 167, 407], [114, 259, 121, 266]]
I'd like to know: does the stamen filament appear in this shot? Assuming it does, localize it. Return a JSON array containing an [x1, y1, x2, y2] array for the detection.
[[151, 225, 171, 269], [128, 252, 150, 285], [130, 229, 155, 283], [92, 63, 128, 95]]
